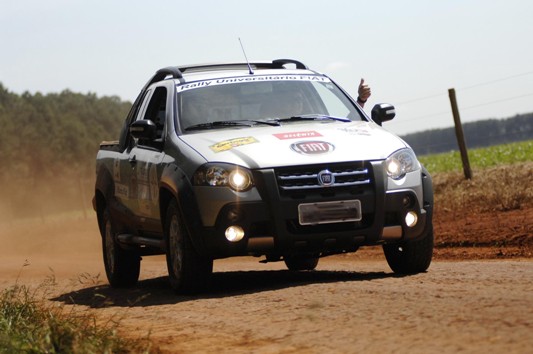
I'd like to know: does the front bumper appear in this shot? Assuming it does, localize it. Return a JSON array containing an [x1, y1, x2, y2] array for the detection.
[[192, 161, 430, 259]]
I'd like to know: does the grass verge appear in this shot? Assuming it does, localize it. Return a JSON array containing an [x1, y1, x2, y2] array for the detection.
[[0, 275, 152, 353], [420, 140, 533, 212]]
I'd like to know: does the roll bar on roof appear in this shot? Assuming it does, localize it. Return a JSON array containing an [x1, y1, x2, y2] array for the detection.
[[142, 58, 309, 89]]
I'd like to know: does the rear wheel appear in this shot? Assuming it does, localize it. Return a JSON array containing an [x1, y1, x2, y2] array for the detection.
[[284, 254, 320, 271], [101, 208, 140, 287], [383, 225, 434, 274], [165, 200, 213, 294]]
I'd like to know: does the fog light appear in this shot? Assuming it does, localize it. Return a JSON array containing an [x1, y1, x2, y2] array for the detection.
[[225, 225, 245, 242], [405, 211, 418, 227]]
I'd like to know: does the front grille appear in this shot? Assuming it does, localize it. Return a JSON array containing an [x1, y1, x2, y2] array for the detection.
[[275, 162, 372, 192]]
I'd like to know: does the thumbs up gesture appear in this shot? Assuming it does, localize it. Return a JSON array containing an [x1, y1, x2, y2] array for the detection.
[[357, 78, 371, 107]]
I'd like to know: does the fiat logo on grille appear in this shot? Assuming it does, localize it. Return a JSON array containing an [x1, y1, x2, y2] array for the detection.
[[290, 141, 335, 155], [318, 169, 335, 186]]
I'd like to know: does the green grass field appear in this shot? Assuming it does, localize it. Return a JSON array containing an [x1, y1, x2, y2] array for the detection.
[[418, 140, 533, 173]]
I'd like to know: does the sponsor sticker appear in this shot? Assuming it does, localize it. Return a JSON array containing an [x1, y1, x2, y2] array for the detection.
[[290, 141, 335, 155], [338, 127, 371, 136], [210, 136, 259, 153], [274, 130, 322, 140], [115, 183, 129, 198]]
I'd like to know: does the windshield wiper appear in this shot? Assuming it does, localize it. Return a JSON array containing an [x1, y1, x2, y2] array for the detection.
[[185, 119, 280, 131], [185, 121, 253, 131], [234, 119, 281, 127], [184, 115, 346, 131], [278, 114, 351, 123]]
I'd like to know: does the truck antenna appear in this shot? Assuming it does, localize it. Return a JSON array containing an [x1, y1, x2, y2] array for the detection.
[[239, 38, 254, 75]]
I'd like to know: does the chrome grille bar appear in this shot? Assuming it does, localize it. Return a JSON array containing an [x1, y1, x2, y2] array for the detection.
[[277, 166, 371, 191]]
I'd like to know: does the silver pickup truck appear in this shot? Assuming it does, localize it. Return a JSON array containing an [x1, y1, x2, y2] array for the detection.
[[93, 59, 434, 293]]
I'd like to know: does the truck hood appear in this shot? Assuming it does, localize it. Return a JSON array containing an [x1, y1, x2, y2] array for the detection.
[[178, 121, 407, 169]]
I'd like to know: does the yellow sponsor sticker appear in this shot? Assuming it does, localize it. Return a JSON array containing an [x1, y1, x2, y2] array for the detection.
[[210, 136, 259, 153]]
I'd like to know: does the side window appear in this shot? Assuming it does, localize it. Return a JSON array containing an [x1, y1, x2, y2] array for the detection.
[[121, 89, 152, 149], [142, 86, 167, 140], [134, 89, 154, 122]]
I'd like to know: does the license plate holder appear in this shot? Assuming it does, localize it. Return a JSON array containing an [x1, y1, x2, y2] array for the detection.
[[298, 200, 362, 225]]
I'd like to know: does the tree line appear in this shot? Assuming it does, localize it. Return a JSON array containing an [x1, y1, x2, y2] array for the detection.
[[0, 83, 130, 180], [401, 113, 533, 156], [0, 83, 131, 218]]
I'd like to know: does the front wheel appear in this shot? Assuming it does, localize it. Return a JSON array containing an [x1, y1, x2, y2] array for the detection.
[[165, 200, 213, 294], [101, 208, 140, 287], [284, 254, 320, 271], [383, 225, 434, 274]]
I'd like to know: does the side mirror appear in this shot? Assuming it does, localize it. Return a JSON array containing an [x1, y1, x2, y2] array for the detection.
[[130, 119, 157, 140], [371, 103, 396, 126]]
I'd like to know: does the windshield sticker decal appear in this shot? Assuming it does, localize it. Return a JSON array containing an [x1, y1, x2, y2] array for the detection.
[[210, 136, 259, 153], [274, 130, 322, 140], [177, 75, 331, 92], [290, 141, 335, 155]]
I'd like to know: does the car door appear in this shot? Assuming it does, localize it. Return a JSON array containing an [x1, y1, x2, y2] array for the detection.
[[127, 85, 168, 234], [109, 88, 153, 231]]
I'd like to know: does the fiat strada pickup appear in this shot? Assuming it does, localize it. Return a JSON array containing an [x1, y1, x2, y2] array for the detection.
[[93, 59, 434, 293]]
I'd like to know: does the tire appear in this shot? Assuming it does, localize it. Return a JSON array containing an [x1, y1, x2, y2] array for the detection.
[[284, 254, 320, 271], [101, 208, 140, 287], [383, 225, 434, 274], [165, 200, 213, 294]]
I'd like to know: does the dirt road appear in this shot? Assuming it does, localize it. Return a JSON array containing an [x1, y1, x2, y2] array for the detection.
[[2, 249, 531, 353]]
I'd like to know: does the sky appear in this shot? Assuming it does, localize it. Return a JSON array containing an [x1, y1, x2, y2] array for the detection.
[[1, 0, 532, 135]]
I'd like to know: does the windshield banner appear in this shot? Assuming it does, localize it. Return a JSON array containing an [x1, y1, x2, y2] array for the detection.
[[177, 74, 331, 92]]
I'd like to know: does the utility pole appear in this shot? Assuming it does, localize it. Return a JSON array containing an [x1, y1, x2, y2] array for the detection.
[[448, 88, 473, 179]]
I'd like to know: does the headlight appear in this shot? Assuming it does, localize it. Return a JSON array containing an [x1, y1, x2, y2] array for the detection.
[[228, 169, 252, 190], [193, 164, 253, 191], [385, 149, 420, 180]]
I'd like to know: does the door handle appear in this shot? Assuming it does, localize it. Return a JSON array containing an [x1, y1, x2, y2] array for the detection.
[[129, 155, 137, 165]]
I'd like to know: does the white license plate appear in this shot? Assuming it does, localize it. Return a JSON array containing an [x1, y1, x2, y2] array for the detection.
[[298, 200, 362, 225]]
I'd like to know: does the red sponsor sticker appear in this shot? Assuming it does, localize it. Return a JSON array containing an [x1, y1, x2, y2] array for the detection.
[[274, 130, 322, 140]]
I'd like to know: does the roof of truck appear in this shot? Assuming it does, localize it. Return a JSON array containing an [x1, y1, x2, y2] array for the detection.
[[143, 59, 321, 89]]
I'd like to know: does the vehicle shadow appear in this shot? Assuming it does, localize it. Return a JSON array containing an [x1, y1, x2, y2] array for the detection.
[[51, 269, 405, 308]]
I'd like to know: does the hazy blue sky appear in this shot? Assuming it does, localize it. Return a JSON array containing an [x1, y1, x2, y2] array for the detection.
[[1, 0, 532, 135]]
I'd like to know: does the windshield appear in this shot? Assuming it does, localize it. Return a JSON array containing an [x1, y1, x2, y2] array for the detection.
[[176, 74, 365, 132]]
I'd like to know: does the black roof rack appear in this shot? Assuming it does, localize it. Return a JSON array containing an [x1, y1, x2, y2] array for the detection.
[[156, 66, 184, 80], [142, 59, 309, 88], [272, 59, 308, 69], [142, 67, 185, 89], [178, 59, 308, 73]]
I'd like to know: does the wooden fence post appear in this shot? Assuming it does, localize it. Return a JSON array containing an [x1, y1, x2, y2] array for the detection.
[[448, 88, 473, 180]]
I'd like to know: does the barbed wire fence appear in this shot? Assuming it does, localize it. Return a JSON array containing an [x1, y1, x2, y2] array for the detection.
[[393, 70, 533, 149], [396, 70, 533, 106], [386, 70, 533, 179]]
